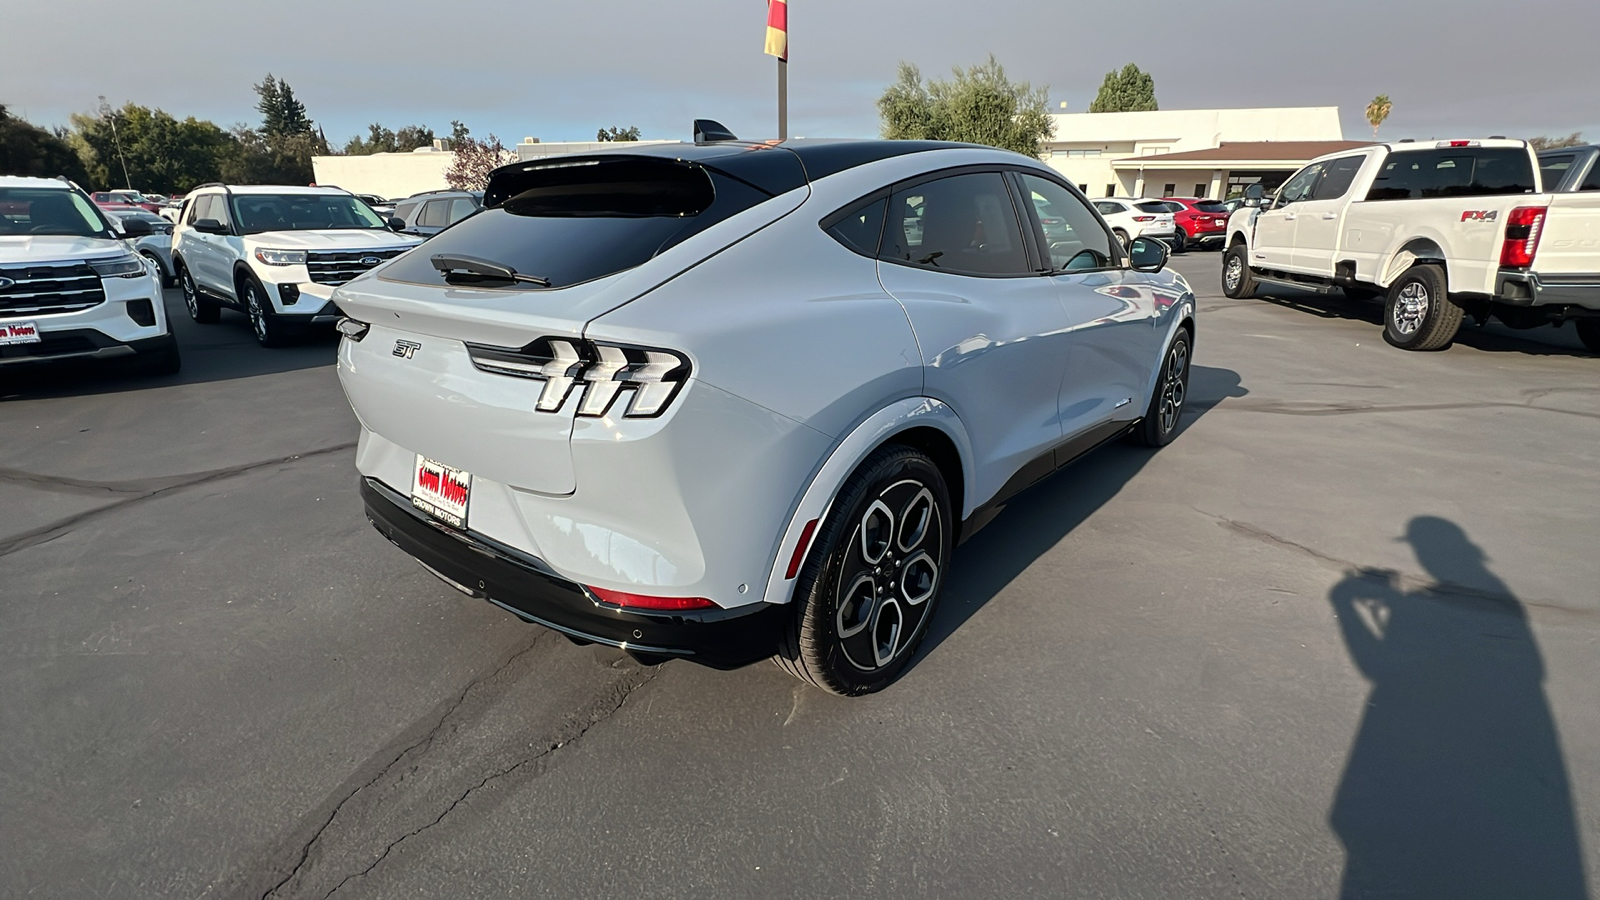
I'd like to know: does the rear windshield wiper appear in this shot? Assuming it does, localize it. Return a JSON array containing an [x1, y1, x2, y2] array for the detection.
[[430, 253, 552, 287]]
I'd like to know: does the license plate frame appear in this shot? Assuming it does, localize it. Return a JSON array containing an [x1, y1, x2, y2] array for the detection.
[[411, 456, 471, 529], [0, 321, 41, 346]]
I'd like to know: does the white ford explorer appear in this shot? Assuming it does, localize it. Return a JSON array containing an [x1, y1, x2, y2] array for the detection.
[[0, 176, 178, 375], [171, 184, 422, 346]]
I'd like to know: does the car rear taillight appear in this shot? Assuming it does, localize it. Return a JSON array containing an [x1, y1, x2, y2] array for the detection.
[[336, 318, 370, 341], [586, 586, 718, 611], [1500, 206, 1547, 268], [465, 337, 690, 418], [1133, 215, 1155, 222]]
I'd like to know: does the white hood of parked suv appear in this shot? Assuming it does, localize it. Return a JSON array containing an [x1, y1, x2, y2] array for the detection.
[[246, 230, 421, 251], [0, 235, 133, 266]]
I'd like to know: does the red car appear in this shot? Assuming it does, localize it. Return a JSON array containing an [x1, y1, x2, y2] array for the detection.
[[90, 191, 162, 214], [1159, 197, 1231, 251]]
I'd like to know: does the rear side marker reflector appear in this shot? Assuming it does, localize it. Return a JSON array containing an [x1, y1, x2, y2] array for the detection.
[[466, 337, 690, 418], [587, 586, 717, 611], [785, 518, 820, 579]]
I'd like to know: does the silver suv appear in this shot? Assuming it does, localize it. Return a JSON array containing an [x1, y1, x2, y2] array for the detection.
[[334, 136, 1195, 695], [171, 184, 421, 346]]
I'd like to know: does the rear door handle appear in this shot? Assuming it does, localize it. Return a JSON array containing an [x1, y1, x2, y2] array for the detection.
[[1322, 213, 1339, 220], [1283, 214, 1297, 221]]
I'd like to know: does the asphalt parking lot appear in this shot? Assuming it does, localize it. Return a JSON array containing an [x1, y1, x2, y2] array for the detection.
[[3, 253, 1597, 899]]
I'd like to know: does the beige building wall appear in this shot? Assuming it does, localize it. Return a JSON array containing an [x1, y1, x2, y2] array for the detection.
[[1042, 107, 1342, 198], [311, 149, 455, 199]]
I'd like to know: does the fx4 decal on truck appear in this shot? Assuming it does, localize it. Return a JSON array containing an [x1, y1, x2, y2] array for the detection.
[[1461, 210, 1499, 222]]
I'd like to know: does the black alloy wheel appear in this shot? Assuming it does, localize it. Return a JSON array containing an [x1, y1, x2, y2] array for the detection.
[[1130, 327, 1192, 447]]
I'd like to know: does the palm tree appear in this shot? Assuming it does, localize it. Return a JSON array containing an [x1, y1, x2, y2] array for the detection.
[[1366, 95, 1393, 140]]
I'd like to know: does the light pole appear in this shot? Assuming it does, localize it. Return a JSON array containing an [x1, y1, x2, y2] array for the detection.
[[98, 96, 132, 190]]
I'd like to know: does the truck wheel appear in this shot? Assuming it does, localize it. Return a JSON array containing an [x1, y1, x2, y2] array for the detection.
[[775, 445, 952, 696], [1222, 244, 1256, 299], [1577, 319, 1600, 354], [1383, 264, 1462, 351]]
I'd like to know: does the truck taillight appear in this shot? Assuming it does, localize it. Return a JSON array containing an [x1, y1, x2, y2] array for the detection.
[[1499, 206, 1547, 268]]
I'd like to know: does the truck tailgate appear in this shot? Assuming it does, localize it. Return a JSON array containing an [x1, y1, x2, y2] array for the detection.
[[1534, 192, 1600, 275]]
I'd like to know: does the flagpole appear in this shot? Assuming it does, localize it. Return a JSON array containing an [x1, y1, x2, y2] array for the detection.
[[778, 58, 788, 141]]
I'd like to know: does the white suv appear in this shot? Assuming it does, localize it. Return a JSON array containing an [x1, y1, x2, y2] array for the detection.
[[171, 185, 422, 346], [1092, 198, 1178, 249], [1, 176, 179, 375]]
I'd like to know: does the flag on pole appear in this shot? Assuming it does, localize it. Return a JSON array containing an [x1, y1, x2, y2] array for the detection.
[[764, 0, 788, 61]]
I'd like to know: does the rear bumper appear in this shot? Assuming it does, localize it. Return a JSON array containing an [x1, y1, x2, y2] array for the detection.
[[360, 477, 785, 668], [1496, 270, 1600, 311]]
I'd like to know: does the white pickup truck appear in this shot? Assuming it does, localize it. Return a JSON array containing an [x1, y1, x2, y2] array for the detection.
[[1223, 139, 1600, 351]]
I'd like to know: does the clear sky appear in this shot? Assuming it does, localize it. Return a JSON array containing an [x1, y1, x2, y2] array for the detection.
[[4, 0, 1596, 146]]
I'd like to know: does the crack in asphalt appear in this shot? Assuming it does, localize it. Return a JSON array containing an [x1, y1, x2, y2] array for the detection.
[[315, 666, 662, 899], [0, 442, 356, 559], [258, 633, 552, 900], [1196, 510, 1592, 618]]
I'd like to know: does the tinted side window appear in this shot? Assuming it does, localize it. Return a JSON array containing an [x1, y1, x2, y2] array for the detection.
[[1539, 154, 1576, 192], [1020, 174, 1114, 272], [1313, 156, 1365, 201], [448, 197, 478, 224], [394, 201, 420, 224], [1093, 201, 1122, 215], [418, 200, 451, 228], [1275, 163, 1325, 206], [881, 172, 1030, 277], [1582, 163, 1600, 192], [185, 196, 207, 224], [822, 195, 887, 257]]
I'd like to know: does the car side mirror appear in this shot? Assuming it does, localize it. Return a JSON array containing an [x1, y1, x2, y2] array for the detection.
[[387, 216, 406, 231], [1127, 236, 1170, 273], [1243, 183, 1264, 202], [120, 217, 155, 237], [193, 218, 227, 235]]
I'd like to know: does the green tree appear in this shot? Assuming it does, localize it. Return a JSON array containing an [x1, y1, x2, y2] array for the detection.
[[67, 102, 233, 193], [876, 56, 1055, 158], [0, 104, 91, 184], [449, 120, 471, 146], [1365, 94, 1393, 140], [596, 125, 641, 142], [255, 73, 313, 138], [219, 125, 320, 185], [344, 123, 435, 155], [1529, 133, 1584, 150], [1089, 63, 1158, 113]]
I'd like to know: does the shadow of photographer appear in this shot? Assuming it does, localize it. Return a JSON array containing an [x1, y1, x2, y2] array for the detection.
[[1328, 516, 1588, 899]]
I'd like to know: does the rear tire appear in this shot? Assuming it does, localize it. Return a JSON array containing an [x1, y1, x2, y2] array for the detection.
[[1576, 319, 1600, 353], [1129, 327, 1192, 447], [1113, 228, 1131, 251], [1383, 264, 1461, 351], [1222, 243, 1256, 299], [179, 262, 219, 324], [1172, 228, 1188, 253], [775, 445, 952, 696], [141, 252, 175, 288]]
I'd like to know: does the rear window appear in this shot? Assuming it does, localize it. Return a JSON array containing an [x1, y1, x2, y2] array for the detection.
[[1135, 201, 1173, 214], [1583, 165, 1600, 192], [380, 157, 777, 289], [1539, 154, 1576, 191], [1193, 200, 1227, 213], [1365, 148, 1535, 201]]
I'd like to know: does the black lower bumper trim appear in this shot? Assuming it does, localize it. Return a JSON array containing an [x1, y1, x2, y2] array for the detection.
[[360, 477, 785, 668], [0, 328, 169, 366]]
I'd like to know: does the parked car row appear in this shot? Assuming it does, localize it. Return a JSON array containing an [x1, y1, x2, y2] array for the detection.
[[1223, 140, 1600, 351]]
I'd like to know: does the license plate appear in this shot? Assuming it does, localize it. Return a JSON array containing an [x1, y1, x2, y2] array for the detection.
[[412, 456, 471, 529], [0, 321, 41, 345]]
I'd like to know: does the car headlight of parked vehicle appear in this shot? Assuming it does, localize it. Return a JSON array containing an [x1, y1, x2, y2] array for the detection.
[[253, 248, 307, 266], [89, 252, 149, 278]]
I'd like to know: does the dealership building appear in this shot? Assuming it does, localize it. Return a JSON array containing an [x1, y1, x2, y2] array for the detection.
[[1042, 106, 1368, 200]]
